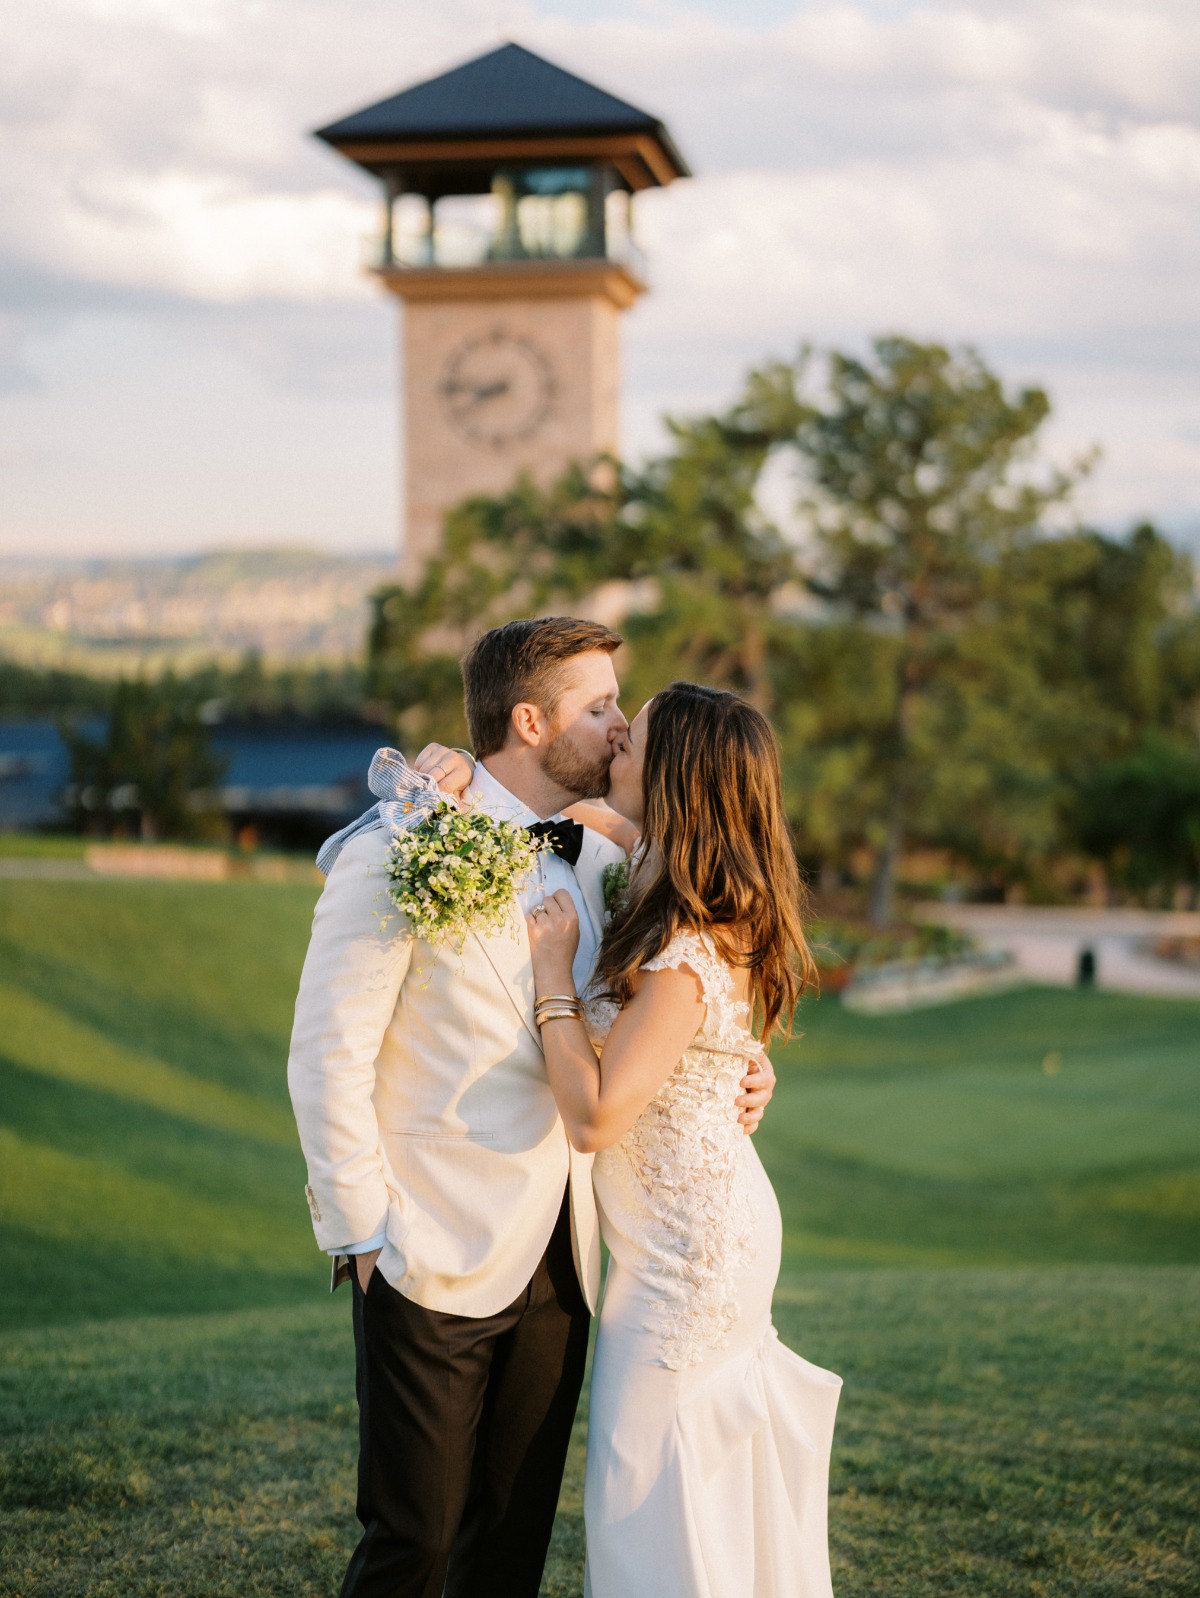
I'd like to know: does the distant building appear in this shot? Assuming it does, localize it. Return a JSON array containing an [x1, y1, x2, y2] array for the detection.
[[209, 725, 383, 850], [315, 42, 688, 580], [0, 719, 384, 849]]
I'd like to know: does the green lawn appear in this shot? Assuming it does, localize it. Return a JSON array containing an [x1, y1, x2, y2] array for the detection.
[[761, 985, 1200, 1269], [2, 1272, 1194, 1598], [0, 879, 321, 1327], [1, 877, 1198, 1596], [0, 834, 88, 859]]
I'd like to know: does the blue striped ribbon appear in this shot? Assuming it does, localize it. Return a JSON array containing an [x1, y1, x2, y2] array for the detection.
[[315, 747, 444, 874]]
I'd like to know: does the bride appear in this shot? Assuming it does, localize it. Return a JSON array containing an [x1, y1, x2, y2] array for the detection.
[[530, 680, 840, 1598], [429, 681, 840, 1597]]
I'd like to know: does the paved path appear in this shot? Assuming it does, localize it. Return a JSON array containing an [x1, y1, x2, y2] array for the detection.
[[0, 852, 319, 883], [0, 858, 97, 881], [918, 905, 1200, 999]]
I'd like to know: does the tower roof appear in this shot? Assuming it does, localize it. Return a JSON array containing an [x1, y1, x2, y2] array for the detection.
[[315, 42, 689, 191]]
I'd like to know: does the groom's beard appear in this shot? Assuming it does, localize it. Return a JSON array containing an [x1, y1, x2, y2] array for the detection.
[[541, 726, 613, 801]]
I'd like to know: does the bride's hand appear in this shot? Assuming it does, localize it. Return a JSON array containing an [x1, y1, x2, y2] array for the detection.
[[414, 742, 475, 801], [526, 891, 580, 989]]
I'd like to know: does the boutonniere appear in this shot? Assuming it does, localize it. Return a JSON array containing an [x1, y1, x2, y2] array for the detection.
[[385, 801, 546, 949], [601, 858, 629, 923]]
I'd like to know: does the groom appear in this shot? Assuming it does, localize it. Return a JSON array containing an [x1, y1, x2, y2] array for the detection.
[[288, 617, 773, 1598]]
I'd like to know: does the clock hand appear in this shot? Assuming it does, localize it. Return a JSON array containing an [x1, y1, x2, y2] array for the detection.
[[468, 380, 511, 404], [441, 378, 511, 406]]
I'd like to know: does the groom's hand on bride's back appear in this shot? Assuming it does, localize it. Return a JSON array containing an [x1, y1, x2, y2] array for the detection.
[[737, 1055, 776, 1135]]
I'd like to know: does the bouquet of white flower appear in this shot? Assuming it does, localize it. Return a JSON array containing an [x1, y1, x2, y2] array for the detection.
[[384, 800, 545, 949]]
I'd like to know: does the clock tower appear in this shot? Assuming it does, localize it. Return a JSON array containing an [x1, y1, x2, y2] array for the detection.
[[315, 43, 688, 580]]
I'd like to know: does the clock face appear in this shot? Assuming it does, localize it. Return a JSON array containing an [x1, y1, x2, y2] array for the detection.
[[439, 329, 556, 449]]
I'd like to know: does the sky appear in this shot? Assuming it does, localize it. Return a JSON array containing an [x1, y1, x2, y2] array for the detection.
[[1, 0, 1198, 561]]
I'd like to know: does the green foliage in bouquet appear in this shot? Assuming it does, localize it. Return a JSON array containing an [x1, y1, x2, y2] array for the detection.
[[601, 858, 629, 920], [383, 803, 545, 948]]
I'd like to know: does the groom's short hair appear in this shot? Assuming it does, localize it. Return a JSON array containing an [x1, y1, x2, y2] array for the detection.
[[463, 617, 623, 757]]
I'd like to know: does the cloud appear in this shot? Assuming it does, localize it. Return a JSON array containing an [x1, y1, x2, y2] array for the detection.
[[630, 109, 1200, 350], [33, 170, 374, 304], [0, 314, 42, 395], [0, 0, 1198, 552], [7, 0, 1198, 308]]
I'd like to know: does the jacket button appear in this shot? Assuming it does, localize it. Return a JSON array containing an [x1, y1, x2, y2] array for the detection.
[[304, 1184, 322, 1222]]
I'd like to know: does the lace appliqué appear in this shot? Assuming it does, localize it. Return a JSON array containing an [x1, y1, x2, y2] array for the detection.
[[587, 930, 762, 1370]]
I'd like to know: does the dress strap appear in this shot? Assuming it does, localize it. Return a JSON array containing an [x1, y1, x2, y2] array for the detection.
[[642, 929, 759, 1054]]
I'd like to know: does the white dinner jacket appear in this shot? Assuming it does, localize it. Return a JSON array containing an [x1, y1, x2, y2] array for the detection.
[[287, 821, 624, 1318]]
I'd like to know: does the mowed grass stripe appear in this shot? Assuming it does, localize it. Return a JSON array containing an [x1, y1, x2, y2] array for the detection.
[[763, 1139, 1200, 1268], [0, 983, 295, 1147], [0, 1125, 314, 1268], [0, 1056, 307, 1215], [784, 1047, 1200, 1180], [1103, 1165, 1200, 1220], [0, 878, 317, 1099], [776, 1227, 969, 1267], [786, 983, 1200, 1080]]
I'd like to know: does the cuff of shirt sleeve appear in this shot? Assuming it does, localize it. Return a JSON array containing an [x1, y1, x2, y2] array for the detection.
[[327, 1232, 387, 1257]]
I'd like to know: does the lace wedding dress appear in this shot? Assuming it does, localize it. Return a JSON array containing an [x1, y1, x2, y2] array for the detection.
[[583, 930, 842, 1598]]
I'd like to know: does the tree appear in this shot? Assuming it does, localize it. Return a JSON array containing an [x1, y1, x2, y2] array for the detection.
[[63, 675, 228, 841], [792, 336, 1086, 921], [366, 336, 1200, 917], [1004, 523, 1200, 902], [1072, 734, 1200, 904], [1003, 523, 1199, 751]]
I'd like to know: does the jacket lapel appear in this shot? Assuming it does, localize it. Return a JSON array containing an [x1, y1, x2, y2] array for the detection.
[[473, 902, 540, 1048], [472, 826, 614, 1048]]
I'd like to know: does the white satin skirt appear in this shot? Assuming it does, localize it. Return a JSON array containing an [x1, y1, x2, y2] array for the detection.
[[583, 1160, 842, 1598]]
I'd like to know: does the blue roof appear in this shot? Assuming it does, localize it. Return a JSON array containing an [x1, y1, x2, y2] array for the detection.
[[315, 41, 689, 177], [0, 720, 384, 828]]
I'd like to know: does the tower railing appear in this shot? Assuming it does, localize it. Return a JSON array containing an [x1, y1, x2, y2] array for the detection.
[[365, 230, 647, 281]]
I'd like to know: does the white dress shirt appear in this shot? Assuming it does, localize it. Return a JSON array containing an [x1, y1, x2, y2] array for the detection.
[[331, 760, 601, 1257], [467, 762, 600, 993]]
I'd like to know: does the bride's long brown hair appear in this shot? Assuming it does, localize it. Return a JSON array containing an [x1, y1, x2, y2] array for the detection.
[[593, 682, 816, 1040]]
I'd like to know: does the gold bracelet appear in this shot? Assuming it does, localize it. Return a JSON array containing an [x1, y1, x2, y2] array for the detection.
[[534, 997, 584, 1025], [534, 998, 584, 1018], [535, 993, 579, 1007], [536, 1010, 584, 1028]]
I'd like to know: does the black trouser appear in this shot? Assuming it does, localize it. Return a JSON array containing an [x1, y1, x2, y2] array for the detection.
[[339, 1188, 590, 1598]]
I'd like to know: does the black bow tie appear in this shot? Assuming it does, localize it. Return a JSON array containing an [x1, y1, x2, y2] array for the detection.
[[525, 818, 584, 867]]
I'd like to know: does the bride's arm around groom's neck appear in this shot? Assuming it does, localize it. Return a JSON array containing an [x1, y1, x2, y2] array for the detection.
[[562, 800, 640, 856]]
